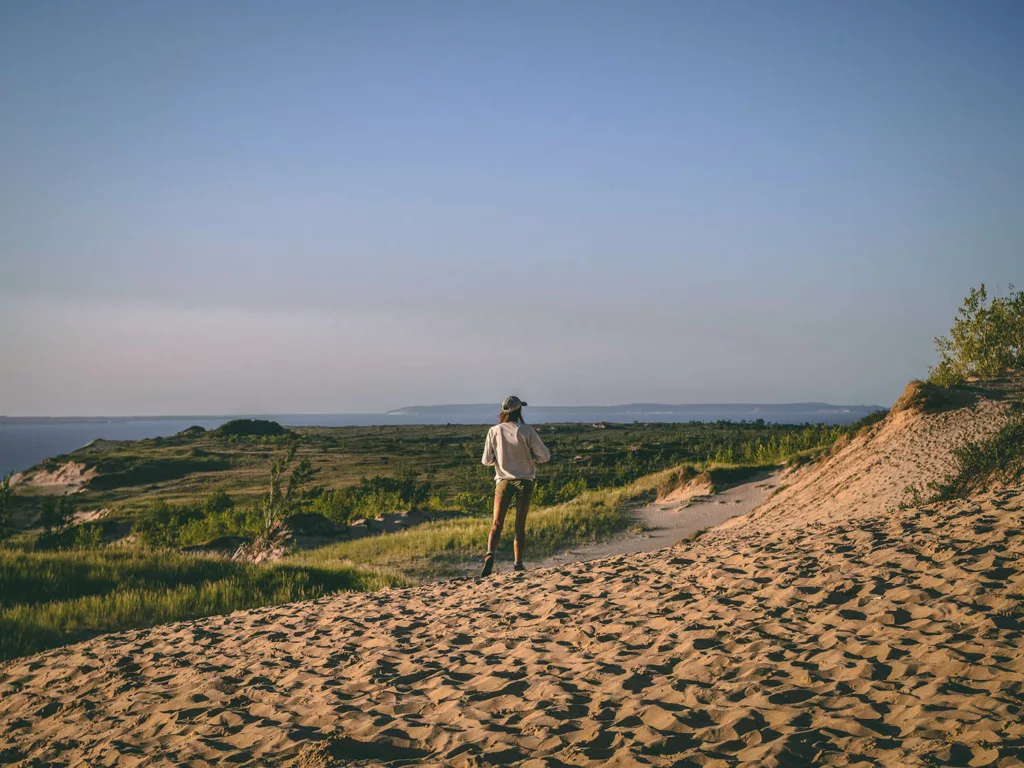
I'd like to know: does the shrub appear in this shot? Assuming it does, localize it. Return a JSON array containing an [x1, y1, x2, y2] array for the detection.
[[242, 447, 316, 557], [39, 496, 74, 535], [311, 471, 433, 524], [133, 491, 253, 548], [891, 380, 950, 414], [0, 475, 11, 540], [134, 500, 202, 548], [73, 523, 105, 549], [178, 504, 260, 547], [846, 408, 889, 433], [930, 284, 1024, 386], [450, 491, 490, 516], [930, 416, 1024, 501]]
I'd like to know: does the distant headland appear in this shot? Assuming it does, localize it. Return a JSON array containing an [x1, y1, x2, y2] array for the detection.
[[386, 402, 886, 425]]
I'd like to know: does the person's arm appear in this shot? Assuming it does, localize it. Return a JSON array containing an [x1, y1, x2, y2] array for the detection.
[[528, 427, 551, 463], [482, 429, 496, 466]]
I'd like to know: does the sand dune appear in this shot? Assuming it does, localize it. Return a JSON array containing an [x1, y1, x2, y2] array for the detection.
[[749, 381, 1014, 531], [1, 383, 1021, 767]]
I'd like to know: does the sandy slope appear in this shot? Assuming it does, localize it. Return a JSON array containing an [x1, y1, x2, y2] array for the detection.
[[748, 384, 1014, 532], [9, 461, 96, 494], [1, 384, 1022, 767]]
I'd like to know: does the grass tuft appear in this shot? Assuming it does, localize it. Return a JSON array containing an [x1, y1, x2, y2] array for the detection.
[[930, 416, 1024, 502]]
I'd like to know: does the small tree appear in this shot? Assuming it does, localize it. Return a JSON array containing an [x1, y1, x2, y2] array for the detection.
[[0, 474, 12, 540], [39, 495, 75, 536], [247, 446, 316, 556], [931, 284, 1024, 386], [135, 500, 181, 548]]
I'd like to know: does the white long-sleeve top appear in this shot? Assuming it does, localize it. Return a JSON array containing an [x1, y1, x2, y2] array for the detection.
[[481, 421, 551, 481]]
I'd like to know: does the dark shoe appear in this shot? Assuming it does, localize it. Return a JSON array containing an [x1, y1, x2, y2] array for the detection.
[[480, 553, 495, 577], [513, 562, 526, 572]]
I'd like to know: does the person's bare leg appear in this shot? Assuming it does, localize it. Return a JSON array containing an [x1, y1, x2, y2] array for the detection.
[[513, 483, 532, 566], [487, 483, 510, 555]]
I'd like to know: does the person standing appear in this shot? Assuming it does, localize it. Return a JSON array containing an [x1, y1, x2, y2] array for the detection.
[[480, 396, 551, 576]]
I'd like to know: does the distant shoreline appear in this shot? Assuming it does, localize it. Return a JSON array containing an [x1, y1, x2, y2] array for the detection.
[[1, 401, 885, 424], [0, 405, 885, 478]]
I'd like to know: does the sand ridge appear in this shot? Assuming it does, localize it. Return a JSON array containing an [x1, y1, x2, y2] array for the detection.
[[749, 389, 1013, 531], [1, 485, 1022, 767]]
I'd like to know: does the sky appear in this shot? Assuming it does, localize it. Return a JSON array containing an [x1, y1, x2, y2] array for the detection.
[[1, 1, 1022, 416]]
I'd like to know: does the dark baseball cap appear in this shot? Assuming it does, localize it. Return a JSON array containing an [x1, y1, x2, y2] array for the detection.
[[501, 395, 527, 412]]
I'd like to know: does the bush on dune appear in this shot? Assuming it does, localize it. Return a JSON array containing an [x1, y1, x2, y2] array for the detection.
[[930, 284, 1024, 386], [930, 416, 1024, 502]]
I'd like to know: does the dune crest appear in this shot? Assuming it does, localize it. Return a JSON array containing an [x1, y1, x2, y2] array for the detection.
[[750, 379, 1015, 530]]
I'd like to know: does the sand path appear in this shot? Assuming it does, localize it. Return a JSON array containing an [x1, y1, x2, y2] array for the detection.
[[535, 472, 780, 571]]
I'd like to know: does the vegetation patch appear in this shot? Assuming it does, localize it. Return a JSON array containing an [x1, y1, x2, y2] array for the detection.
[[891, 380, 952, 415], [289, 470, 671, 579], [0, 420, 857, 660], [656, 465, 701, 498], [846, 408, 889, 433], [8, 420, 852, 524], [88, 456, 233, 490], [212, 419, 292, 437], [0, 547, 405, 661], [930, 283, 1024, 386], [657, 464, 776, 501], [930, 416, 1024, 502]]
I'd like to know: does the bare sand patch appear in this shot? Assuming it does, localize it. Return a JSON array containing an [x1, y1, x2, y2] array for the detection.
[[10, 461, 96, 494]]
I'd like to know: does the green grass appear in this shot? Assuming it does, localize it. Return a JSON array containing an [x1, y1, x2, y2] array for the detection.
[[291, 467, 677, 578], [0, 548, 405, 661]]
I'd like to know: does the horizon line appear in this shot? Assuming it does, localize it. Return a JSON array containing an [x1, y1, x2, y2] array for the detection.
[[0, 400, 889, 421]]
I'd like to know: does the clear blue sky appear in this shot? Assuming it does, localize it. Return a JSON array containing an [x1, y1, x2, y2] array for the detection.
[[1, 1, 1021, 415]]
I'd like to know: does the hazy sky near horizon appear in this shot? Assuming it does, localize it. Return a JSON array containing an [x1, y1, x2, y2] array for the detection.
[[2, 1, 1022, 416]]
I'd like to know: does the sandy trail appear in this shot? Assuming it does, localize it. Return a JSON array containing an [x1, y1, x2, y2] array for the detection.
[[535, 472, 780, 571]]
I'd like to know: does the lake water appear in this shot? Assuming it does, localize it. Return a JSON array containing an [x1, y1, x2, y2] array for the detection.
[[0, 404, 882, 477]]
